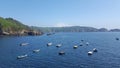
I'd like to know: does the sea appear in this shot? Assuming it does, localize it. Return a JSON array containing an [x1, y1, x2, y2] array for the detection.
[[0, 32, 120, 68]]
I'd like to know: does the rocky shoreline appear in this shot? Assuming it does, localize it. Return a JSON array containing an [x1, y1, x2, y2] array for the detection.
[[0, 30, 43, 36]]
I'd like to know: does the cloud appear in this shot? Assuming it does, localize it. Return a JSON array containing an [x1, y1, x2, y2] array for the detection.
[[54, 22, 72, 27]]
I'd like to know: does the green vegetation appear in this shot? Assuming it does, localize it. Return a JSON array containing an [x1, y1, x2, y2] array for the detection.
[[0, 17, 30, 32], [0, 17, 42, 35], [0, 16, 119, 35]]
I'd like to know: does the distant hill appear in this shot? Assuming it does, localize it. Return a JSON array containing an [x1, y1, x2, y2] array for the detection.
[[109, 29, 120, 32], [1, 16, 119, 35], [31, 26, 109, 33], [0, 17, 43, 36]]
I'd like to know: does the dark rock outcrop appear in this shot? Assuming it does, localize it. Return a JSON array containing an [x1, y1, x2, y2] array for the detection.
[[27, 31, 43, 35]]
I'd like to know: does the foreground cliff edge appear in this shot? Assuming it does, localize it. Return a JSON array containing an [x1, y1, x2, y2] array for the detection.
[[0, 17, 43, 36]]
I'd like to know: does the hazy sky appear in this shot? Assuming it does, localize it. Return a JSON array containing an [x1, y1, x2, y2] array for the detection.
[[0, 0, 120, 29]]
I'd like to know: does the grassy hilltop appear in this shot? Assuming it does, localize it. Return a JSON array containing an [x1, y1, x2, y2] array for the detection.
[[0, 17, 42, 36]]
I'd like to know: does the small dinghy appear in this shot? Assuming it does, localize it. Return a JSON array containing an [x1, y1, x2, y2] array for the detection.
[[116, 38, 119, 40], [47, 33, 52, 36], [46, 33, 55, 36], [81, 40, 84, 42], [20, 43, 29, 46], [88, 51, 93, 55], [80, 43, 83, 46], [17, 54, 28, 59], [59, 51, 65, 55], [73, 45, 78, 49], [93, 48, 97, 52], [86, 42, 89, 45], [47, 42, 52, 46], [56, 44, 62, 48], [33, 49, 40, 53]]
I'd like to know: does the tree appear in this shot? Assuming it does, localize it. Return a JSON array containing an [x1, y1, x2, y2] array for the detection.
[[0, 23, 3, 34]]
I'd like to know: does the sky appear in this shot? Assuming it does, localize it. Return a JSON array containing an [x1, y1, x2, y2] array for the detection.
[[0, 0, 120, 29]]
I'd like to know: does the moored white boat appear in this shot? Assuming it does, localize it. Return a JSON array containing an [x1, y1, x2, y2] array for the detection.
[[80, 43, 83, 46], [86, 42, 89, 45], [33, 49, 40, 53], [56, 44, 62, 47], [73, 45, 78, 49], [17, 54, 28, 59], [20, 43, 29, 46], [88, 51, 93, 55], [47, 42, 52, 46], [59, 51, 65, 55], [93, 48, 97, 52]]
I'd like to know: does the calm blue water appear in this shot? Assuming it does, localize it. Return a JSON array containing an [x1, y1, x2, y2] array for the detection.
[[0, 32, 120, 68]]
